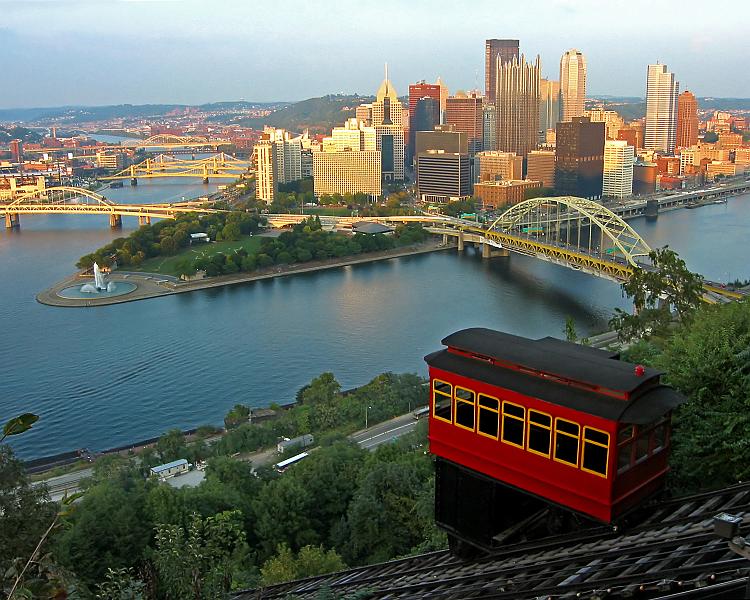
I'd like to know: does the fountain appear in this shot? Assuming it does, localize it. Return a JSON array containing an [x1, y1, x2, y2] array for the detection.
[[58, 262, 137, 300], [80, 262, 117, 293]]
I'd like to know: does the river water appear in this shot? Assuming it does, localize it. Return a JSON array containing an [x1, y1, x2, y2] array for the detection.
[[2, 180, 748, 459]]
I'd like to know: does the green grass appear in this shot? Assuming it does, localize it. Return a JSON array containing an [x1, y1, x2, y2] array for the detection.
[[127, 235, 263, 276]]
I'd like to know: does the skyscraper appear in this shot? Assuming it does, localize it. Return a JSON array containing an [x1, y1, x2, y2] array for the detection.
[[408, 81, 441, 163], [676, 90, 699, 149], [482, 104, 497, 152], [372, 69, 405, 181], [555, 116, 605, 199], [603, 140, 634, 198], [436, 76, 449, 121], [495, 54, 541, 158], [445, 92, 483, 154], [559, 49, 586, 122], [254, 138, 277, 203], [539, 78, 560, 138], [644, 64, 679, 154], [485, 39, 519, 103], [413, 98, 440, 138]]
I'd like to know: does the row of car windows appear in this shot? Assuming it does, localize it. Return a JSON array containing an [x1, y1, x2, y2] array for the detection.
[[432, 379, 610, 477]]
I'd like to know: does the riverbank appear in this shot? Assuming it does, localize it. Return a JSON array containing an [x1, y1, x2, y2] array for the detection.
[[37, 239, 453, 307]]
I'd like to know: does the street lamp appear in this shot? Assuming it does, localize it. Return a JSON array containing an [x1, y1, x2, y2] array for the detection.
[[365, 405, 372, 430]]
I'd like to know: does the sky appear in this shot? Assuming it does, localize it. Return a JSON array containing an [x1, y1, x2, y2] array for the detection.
[[1, 0, 748, 109]]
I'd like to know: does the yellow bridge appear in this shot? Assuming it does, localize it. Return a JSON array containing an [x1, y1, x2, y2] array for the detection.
[[121, 134, 233, 150], [268, 197, 651, 283], [100, 153, 252, 184], [1, 186, 223, 229]]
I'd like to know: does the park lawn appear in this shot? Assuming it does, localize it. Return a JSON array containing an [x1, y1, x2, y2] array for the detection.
[[127, 235, 263, 276]]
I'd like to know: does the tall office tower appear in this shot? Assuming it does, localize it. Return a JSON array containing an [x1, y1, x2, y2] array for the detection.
[[436, 76, 449, 121], [603, 140, 635, 198], [539, 78, 561, 138], [314, 119, 381, 198], [485, 39, 519, 103], [644, 63, 679, 154], [555, 116, 605, 199], [371, 69, 405, 181], [9, 139, 23, 163], [483, 104, 497, 151], [676, 90, 698, 149], [495, 54, 541, 157], [413, 97, 441, 159], [445, 92, 484, 154], [583, 108, 624, 140], [254, 139, 277, 203], [559, 49, 586, 122], [415, 126, 468, 156], [526, 150, 556, 188], [408, 81, 441, 162]]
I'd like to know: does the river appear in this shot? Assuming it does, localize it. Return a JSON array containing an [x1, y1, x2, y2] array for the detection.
[[2, 182, 748, 459]]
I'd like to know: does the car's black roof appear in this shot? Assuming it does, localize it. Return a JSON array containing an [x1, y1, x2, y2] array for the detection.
[[425, 348, 684, 424], [441, 328, 660, 394]]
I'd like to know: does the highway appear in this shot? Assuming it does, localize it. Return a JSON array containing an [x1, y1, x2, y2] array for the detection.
[[34, 410, 424, 497]]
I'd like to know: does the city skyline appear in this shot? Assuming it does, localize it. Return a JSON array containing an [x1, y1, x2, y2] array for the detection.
[[1, 0, 748, 109]]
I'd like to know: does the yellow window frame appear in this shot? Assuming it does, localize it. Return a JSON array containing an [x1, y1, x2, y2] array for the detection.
[[581, 426, 610, 478], [526, 409, 553, 458], [432, 379, 453, 424], [454, 386, 476, 432], [501, 401, 525, 449], [553, 417, 580, 467], [477, 393, 500, 440]]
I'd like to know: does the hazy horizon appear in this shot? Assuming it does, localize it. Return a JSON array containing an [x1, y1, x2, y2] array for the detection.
[[1, 0, 748, 110]]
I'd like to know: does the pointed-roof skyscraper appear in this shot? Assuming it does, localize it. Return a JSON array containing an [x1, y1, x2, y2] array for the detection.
[[372, 64, 405, 181]]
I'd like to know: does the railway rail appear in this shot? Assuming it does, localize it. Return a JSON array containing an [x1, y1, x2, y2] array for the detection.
[[235, 482, 750, 599]]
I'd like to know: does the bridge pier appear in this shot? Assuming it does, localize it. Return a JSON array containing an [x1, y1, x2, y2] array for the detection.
[[202, 177, 209, 184], [645, 199, 659, 219], [4, 212, 20, 229], [130, 178, 138, 186], [482, 243, 509, 259], [457, 232, 464, 252], [109, 214, 122, 229], [138, 216, 152, 226]]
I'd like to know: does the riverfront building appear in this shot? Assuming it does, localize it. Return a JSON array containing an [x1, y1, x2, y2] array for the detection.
[[526, 150, 556, 188], [314, 119, 381, 198], [254, 138, 277, 203], [474, 179, 541, 210], [560, 49, 586, 122], [603, 140, 635, 198], [676, 91, 699, 149], [495, 54, 541, 158], [475, 151, 523, 182], [644, 64, 679, 154], [416, 151, 471, 203], [555, 116, 605, 199], [485, 39, 519, 103], [253, 127, 303, 203]]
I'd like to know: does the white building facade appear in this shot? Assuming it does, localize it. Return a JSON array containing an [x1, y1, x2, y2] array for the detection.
[[644, 64, 679, 154], [603, 140, 634, 198]]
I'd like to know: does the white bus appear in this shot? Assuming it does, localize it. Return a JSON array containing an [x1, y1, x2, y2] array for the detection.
[[274, 452, 309, 473]]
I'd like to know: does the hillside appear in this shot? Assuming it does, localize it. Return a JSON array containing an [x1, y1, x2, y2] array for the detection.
[[239, 94, 375, 134], [0, 125, 42, 143]]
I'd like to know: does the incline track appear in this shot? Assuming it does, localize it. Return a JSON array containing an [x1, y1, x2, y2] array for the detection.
[[235, 482, 750, 599]]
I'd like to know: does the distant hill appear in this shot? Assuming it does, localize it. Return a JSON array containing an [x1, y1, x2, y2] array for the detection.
[[0, 125, 42, 143], [239, 94, 376, 134], [698, 98, 750, 111], [0, 101, 286, 125]]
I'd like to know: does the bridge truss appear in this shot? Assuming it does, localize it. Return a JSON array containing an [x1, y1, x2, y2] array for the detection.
[[122, 134, 233, 149], [101, 153, 252, 181]]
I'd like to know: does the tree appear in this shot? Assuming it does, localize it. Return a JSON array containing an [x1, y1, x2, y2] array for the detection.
[[260, 544, 346, 586], [224, 404, 250, 429], [156, 429, 187, 463], [222, 222, 241, 241], [609, 246, 703, 341], [153, 511, 247, 599], [564, 316, 578, 343], [657, 301, 750, 491]]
